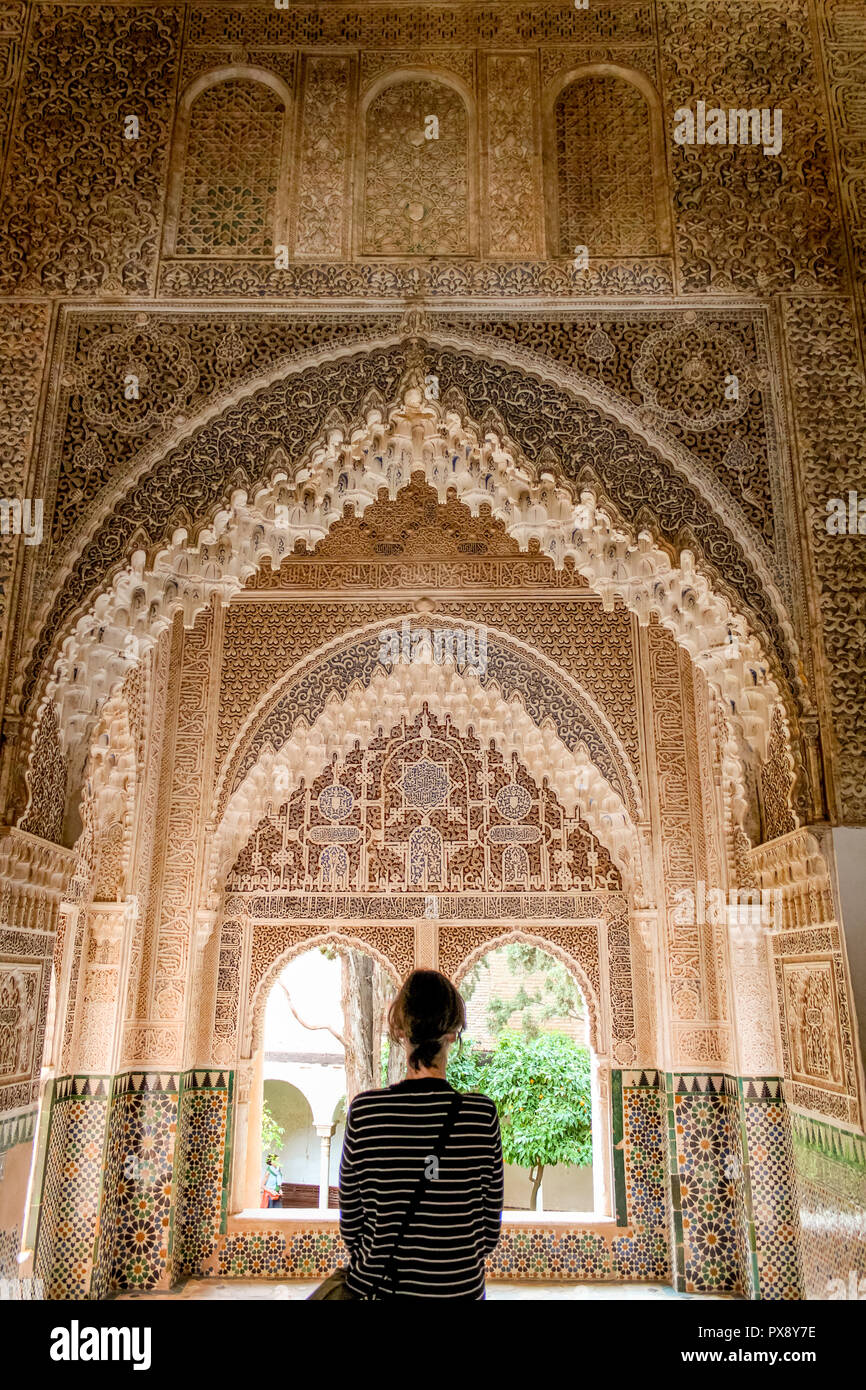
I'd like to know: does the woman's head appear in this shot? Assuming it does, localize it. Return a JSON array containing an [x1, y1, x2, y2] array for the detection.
[[388, 969, 466, 1071], [267, 1153, 279, 1165]]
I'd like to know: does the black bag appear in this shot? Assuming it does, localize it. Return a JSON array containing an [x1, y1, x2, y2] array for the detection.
[[308, 1090, 462, 1301]]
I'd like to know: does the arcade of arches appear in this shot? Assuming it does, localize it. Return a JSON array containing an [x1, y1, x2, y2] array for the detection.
[[0, 0, 865, 1302]]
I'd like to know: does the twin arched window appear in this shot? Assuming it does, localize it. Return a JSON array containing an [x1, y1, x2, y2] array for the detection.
[[166, 66, 667, 261]]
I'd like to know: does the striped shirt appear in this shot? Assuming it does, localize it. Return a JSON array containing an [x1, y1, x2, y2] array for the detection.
[[339, 1077, 504, 1300]]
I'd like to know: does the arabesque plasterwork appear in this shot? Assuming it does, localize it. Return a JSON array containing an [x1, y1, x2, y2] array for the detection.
[[0, 0, 864, 1304]]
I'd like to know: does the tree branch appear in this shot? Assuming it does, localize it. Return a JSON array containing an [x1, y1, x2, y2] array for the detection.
[[278, 981, 345, 1047]]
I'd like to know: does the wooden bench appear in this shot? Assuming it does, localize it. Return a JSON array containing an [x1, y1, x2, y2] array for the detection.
[[279, 1181, 340, 1209]]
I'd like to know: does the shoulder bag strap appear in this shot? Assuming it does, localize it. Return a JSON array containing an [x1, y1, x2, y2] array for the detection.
[[372, 1089, 463, 1300]]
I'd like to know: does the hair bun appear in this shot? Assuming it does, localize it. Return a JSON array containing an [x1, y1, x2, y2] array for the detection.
[[409, 1026, 437, 1044]]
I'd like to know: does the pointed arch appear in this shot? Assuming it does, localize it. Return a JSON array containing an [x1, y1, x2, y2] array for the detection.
[[249, 929, 402, 1055], [16, 336, 806, 838], [452, 928, 603, 1056], [207, 647, 644, 907]]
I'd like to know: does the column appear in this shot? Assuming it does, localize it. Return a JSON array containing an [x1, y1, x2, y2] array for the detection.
[[241, 1048, 265, 1212], [316, 1124, 336, 1209]]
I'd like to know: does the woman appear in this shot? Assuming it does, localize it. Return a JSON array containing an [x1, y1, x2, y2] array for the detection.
[[261, 1153, 283, 1209], [339, 968, 504, 1299]]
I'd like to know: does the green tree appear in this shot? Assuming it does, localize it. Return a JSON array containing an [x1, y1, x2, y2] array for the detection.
[[482, 1031, 592, 1210], [458, 955, 490, 1005], [445, 1037, 486, 1093], [486, 944, 584, 1040], [261, 1098, 285, 1159]]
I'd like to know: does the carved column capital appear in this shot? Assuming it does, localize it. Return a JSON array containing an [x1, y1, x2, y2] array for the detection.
[[632, 908, 659, 953], [88, 900, 128, 947], [236, 1058, 254, 1105], [195, 907, 219, 953]]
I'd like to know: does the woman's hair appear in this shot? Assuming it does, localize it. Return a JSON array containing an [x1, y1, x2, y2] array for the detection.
[[267, 1154, 278, 1164], [388, 969, 466, 1071]]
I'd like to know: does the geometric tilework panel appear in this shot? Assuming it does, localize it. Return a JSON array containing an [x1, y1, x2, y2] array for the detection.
[[35, 1089, 108, 1300], [174, 1080, 231, 1279], [214, 1225, 674, 1283], [794, 1120, 866, 1301], [217, 1229, 348, 1280], [91, 1085, 127, 1301], [109, 1084, 178, 1292], [743, 1095, 804, 1300], [0, 1226, 20, 1278], [668, 1083, 743, 1295], [622, 1080, 669, 1271], [727, 1087, 752, 1297]]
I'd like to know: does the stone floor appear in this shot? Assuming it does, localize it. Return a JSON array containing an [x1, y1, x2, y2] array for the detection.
[[115, 1278, 731, 1300]]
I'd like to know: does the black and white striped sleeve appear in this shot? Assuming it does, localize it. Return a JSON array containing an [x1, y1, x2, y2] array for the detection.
[[338, 1102, 365, 1254], [483, 1099, 505, 1253]]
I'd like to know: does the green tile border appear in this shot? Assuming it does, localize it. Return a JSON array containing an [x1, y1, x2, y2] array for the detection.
[[663, 1077, 685, 1291], [611, 1068, 628, 1226], [219, 1072, 234, 1235], [791, 1111, 866, 1169], [734, 1078, 760, 1297]]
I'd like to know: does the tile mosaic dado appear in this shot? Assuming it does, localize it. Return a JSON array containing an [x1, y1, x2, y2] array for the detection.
[[489, 1228, 610, 1279], [34, 1081, 110, 1300], [109, 1076, 179, 1292], [622, 1078, 668, 1233], [216, 1229, 349, 1279], [174, 1073, 232, 1278], [91, 1080, 127, 1300], [665, 1075, 743, 1296], [212, 1223, 673, 1283], [793, 1113, 866, 1300], [30, 1061, 829, 1300], [0, 1226, 20, 1278], [727, 1083, 752, 1297], [741, 1089, 803, 1300], [664, 1073, 806, 1300]]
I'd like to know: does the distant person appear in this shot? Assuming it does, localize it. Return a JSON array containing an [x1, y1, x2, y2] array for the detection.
[[262, 1153, 283, 1209], [339, 968, 504, 1299]]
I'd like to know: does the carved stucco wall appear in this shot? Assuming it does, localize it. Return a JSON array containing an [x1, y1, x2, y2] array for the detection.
[[0, 0, 864, 1296], [195, 568, 739, 1074]]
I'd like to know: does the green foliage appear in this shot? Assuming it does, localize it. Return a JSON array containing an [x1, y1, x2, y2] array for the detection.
[[261, 1098, 286, 1159], [445, 1037, 487, 1093], [458, 954, 490, 1004], [481, 1031, 592, 1171], [486, 944, 585, 1040]]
